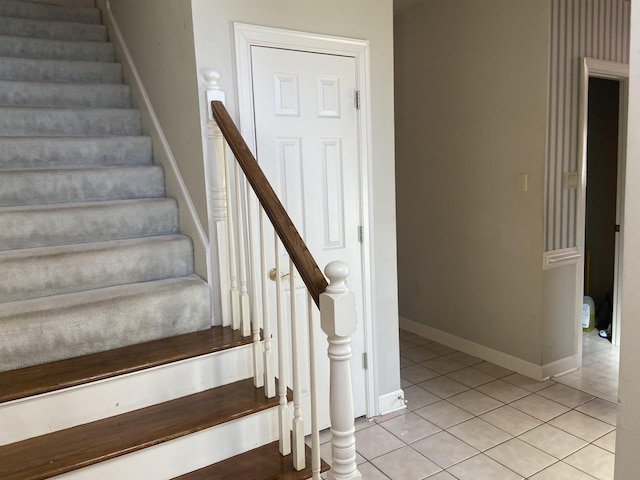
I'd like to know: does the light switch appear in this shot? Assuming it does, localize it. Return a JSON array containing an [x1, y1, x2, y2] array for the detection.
[[517, 173, 528, 192], [565, 171, 578, 189]]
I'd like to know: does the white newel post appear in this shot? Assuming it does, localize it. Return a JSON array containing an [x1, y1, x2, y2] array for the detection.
[[320, 262, 362, 480], [203, 69, 230, 325]]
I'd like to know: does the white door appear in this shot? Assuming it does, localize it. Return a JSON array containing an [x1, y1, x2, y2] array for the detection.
[[250, 45, 367, 422]]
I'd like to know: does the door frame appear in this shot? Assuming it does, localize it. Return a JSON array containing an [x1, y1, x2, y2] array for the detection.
[[576, 57, 629, 361], [234, 23, 377, 417]]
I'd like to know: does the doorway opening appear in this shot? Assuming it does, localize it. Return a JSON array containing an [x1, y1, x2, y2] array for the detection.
[[576, 58, 628, 396]]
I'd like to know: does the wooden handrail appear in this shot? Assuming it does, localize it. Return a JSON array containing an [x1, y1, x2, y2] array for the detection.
[[210, 100, 328, 307]]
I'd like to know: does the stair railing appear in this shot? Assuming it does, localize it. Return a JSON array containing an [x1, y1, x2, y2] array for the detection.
[[204, 70, 361, 480]]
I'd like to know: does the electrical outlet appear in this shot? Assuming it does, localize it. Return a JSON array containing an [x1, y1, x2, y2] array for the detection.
[[565, 171, 578, 189], [517, 174, 528, 192]]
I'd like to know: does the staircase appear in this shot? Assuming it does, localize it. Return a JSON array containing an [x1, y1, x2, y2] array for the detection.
[[0, 0, 326, 478]]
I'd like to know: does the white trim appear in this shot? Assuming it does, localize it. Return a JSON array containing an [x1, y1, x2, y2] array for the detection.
[[378, 390, 406, 416], [543, 355, 579, 380], [99, 2, 209, 256], [233, 23, 377, 418], [543, 247, 581, 270], [400, 317, 568, 381]]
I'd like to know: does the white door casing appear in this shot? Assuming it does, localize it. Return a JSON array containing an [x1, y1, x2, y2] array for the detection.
[[234, 24, 376, 418]]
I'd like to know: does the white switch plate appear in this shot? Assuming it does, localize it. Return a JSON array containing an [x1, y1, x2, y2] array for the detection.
[[517, 173, 528, 192], [565, 171, 578, 189]]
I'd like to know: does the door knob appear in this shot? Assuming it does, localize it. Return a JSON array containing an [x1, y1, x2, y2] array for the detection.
[[269, 268, 292, 282]]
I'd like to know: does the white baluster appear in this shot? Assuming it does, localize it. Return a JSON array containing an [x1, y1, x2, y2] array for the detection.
[[246, 187, 263, 387], [261, 207, 276, 397], [275, 238, 291, 455], [290, 259, 305, 470], [224, 129, 240, 330], [308, 294, 322, 480], [235, 163, 251, 337], [203, 69, 230, 326], [320, 262, 362, 480]]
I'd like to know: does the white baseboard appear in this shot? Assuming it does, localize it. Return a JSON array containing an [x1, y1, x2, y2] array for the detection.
[[399, 316, 576, 381], [378, 389, 406, 416]]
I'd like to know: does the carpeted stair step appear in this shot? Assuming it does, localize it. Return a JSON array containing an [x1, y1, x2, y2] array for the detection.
[[0, 56, 122, 83], [0, 274, 211, 371], [0, 234, 195, 302], [0, 197, 179, 250], [0, 0, 101, 25], [0, 34, 114, 62], [0, 165, 164, 206], [0, 135, 152, 168], [0, 79, 130, 107], [0, 15, 106, 41], [0, 106, 141, 136]]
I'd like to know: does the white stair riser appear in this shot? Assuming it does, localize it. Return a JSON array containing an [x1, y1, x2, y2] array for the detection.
[[54, 406, 282, 480], [0, 345, 254, 446]]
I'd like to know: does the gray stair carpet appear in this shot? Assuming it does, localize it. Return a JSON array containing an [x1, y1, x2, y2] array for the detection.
[[0, 0, 211, 372]]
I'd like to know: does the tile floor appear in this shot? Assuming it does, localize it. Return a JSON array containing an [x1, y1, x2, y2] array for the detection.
[[320, 328, 620, 479]]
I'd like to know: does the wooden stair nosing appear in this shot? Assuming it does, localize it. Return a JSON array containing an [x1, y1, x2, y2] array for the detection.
[[0, 326, 250, 403], [0, 378, 284, 480], [173, 441, 330, 480]]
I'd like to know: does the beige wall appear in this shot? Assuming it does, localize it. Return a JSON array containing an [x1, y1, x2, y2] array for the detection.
[[395, 0, 550, 365], [189, 0, 400, 406], [105, 0, 208, 277], [615, 2, 640, 476]]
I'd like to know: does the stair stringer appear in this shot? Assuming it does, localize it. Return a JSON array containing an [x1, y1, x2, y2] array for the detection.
[[0, 343, 254, 446], [95, 0, 212, 294], [52, 404, 284, 480]]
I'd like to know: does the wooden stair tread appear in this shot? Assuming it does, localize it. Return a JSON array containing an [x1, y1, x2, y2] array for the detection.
[[173, 441, 330, 480], [0, 378, 280, 480], [0, 326, 249, 403]]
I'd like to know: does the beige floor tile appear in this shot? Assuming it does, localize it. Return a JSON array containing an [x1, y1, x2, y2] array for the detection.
[[401, 345, 441, 363], [509, 393, 570, 422], [425, 472, 457, 480], [356, 462, 390, 479], [593, 430, 616, 453], [446, 367, 496, 388], [424, 342, 457, 356], [354, 424, 405, 460], [447, 417, 512, 451], [401, 378, 412, 389], [370, 446, 441, 480], [401, 364, 440, 384], [414, 400, 474, 429], [473, 361, 514, 378], [400, 339, 416, 352], [529, 461, 601, 480], [379, 411, 441, 444], [536, 383, 595, 408], [517, 424, 587, 459], [422, 357, 467, 375], [444, 351, 483, 366], [479, 405, 541, 436], [400, 332, 432, 345], [400, 356, 415, 368], [403, 385, 441, 411], [412, 431, 479, 469], [447, 389, 504, 416], [419, 376, 469, 398], [502, 373, 556, 392], [549, 410, 615, 442], [447, 453, 523, 480], [476, 379, 529, 403], [564, 445, 615, 480], [485, 438, 556, 477], [576, 397, 618, 426]]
